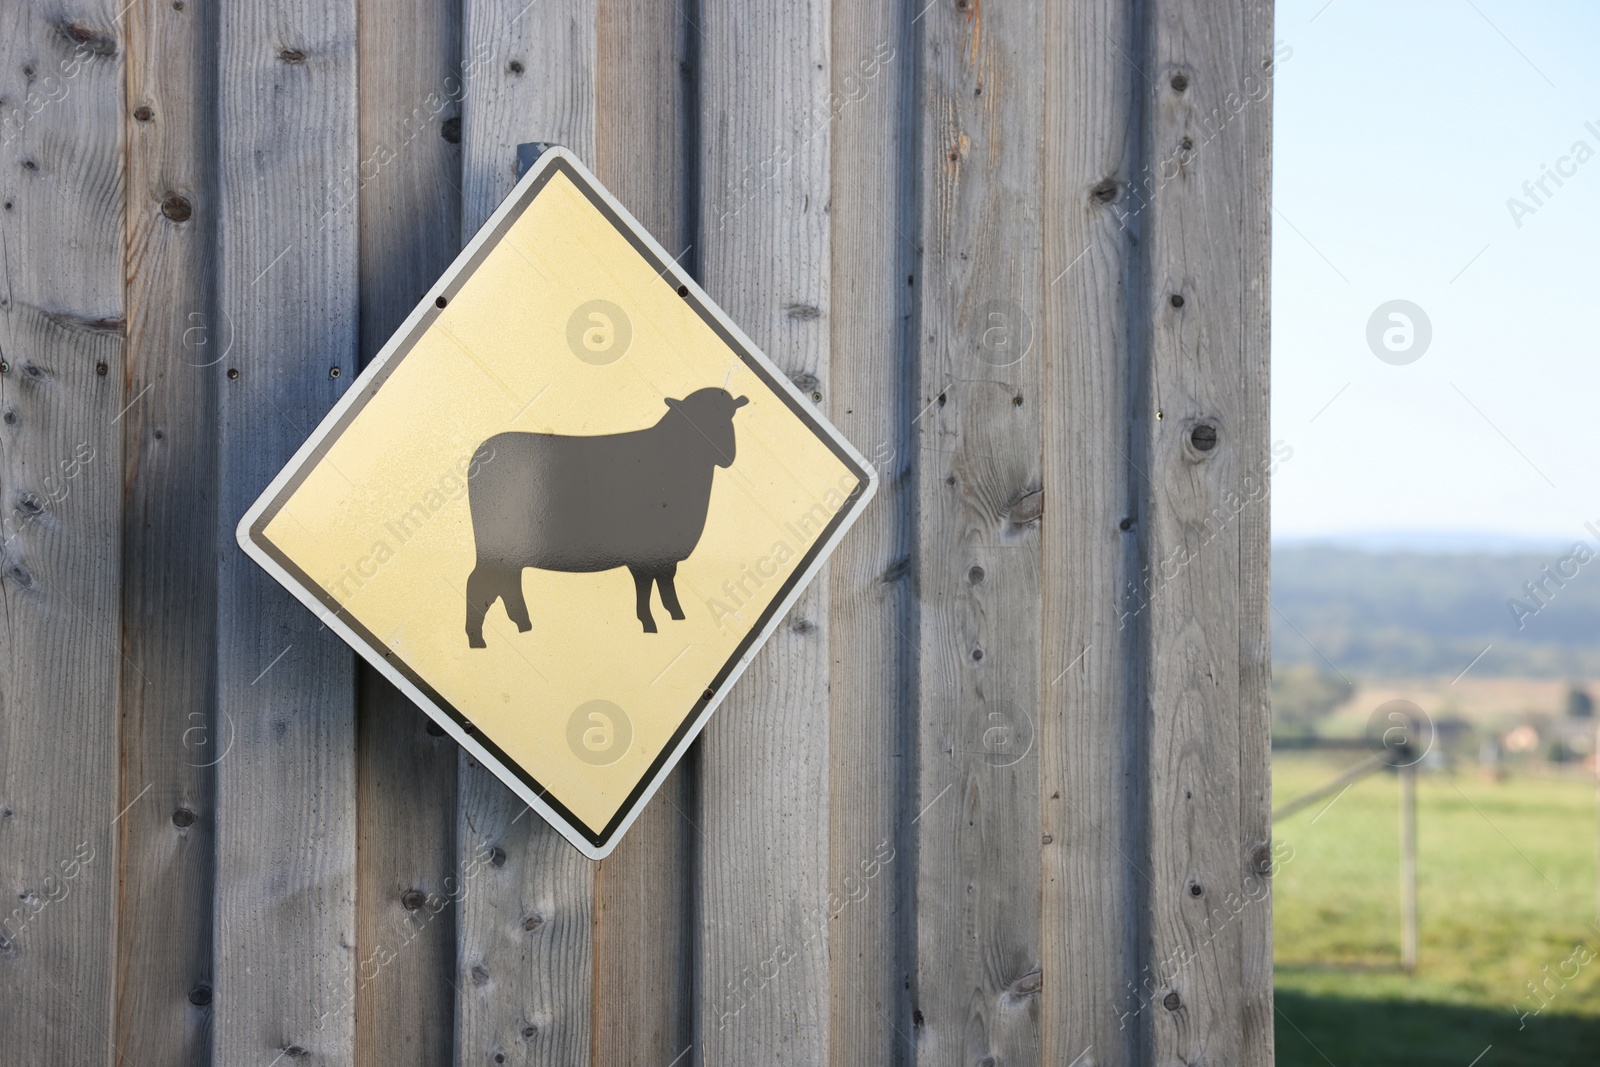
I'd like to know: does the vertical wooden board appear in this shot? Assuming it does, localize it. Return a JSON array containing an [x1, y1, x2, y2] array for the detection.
[[1235, 3, 1275, 1062], [1039, 1, 1146, 1064], [912, 0, 1044, 1064], [454, 3, 595, 1065], [119, 0, 217, 1062], [354, 691, 459, 1067], [353, 0, 462, 1061], [0, 4, 124, 1063], [827, 2, 916, 1064], [213, 0, 360, 1061], [695, 0, 833, 1062], [1138, 0, 1272, 1062], [590, 3, 696, 1064]]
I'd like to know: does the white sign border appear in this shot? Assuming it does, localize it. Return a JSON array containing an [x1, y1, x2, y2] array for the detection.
[[236, 145, 878, 860]]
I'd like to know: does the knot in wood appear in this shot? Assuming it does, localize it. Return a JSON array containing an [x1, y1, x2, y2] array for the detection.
[[1008, 487, 1043, 526], [1187, 421, 1220, 456], [58, 21, 118, 56]]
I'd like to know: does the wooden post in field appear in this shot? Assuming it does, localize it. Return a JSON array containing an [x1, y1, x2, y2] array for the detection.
[[1400, 762, 1418, 972]]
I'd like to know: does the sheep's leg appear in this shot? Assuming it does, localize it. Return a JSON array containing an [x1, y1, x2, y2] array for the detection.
[[656, 564, 686, 621], [465, 563, 498, 648], [500, 570, 532, 633], [629, 565, 658, 632]]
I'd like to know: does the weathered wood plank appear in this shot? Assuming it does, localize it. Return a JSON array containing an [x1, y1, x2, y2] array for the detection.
[[912, 0, 1045, 1064], [1138, 0, 1273, 1063], [119, 0, 217, 1062], [213, 0, 361, 1060], [590, 3, 697, 1064], [352, 0, 463, 1061], [695, 0, 834, 1061], [0, 4, 124, 1063], [1039, 1, 1146, 1064], [454, 3, 596, 1064], [827, 3, 916, 1064], [1236, 5, 1276, 1063]]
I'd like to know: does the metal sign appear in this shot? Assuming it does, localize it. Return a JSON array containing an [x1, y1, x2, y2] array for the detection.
[[238, 147, 877, 858]]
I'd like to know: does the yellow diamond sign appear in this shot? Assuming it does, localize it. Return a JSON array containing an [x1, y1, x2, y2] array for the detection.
[[238, 148, 876, 858]]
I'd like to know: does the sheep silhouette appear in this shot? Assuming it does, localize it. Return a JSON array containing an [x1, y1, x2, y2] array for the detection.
[[465, 387, 748, 647]]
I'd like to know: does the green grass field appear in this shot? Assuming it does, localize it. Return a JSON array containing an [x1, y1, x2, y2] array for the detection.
[[1273, 752, 1600, 1065]]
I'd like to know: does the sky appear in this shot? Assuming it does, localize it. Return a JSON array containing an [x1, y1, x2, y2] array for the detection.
[[1271, 0, 1600, 545]]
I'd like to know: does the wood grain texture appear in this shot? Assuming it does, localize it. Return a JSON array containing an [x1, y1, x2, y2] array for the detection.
[[590, 3, 697, 1064], [1039, 1, 1148, 1064], [213, 0, 360, 1060], [1235, 4, 1275, 1062], [1137, 1, 1273, 1063], [0, 3, 1280, 1059], [353, 0, 462, 1060], [827, 2, 917, 1064], [694, 0, 834, 1061], [454, 2, 595, 1064], [0, 2, 124, 1063], [119, 0, 218, 1062], [912, 0, 1045, 1064]]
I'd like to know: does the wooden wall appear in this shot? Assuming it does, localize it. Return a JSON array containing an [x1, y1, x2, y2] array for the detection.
[[0, 0, 1274, 1063]]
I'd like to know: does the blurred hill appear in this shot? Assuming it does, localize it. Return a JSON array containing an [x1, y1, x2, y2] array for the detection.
[[1272, 541, 1600, 679]]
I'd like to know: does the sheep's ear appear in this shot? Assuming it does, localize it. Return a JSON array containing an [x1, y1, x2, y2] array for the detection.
[[732, 395, 750, 408], [664, 396, 683, 410]]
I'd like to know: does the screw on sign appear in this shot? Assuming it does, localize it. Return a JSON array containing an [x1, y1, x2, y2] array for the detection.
[[237, 147, 876, 857]]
